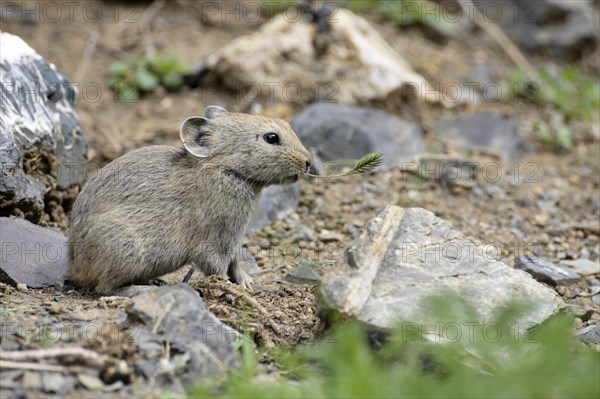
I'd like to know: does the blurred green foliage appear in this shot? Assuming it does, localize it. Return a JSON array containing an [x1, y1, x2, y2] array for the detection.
[[535, 121, 573, 152], [108, 55, 191, 102], [191, 296, 599, 398], [507, 66, 600, 121], [346, 0, 459, 37]]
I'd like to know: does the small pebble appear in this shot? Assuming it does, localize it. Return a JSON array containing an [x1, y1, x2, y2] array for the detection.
[[318, 231, 345, 242], [78, 373, 105, 390], [16, 283, 28, 292], [534, 213, 549, 227]]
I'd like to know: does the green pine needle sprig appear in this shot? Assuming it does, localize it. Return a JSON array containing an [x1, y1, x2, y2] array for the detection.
[[304, 151, 385, 179]]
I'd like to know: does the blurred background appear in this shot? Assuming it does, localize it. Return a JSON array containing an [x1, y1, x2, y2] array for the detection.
[[1, 2, 600, 398], [2, 0, 598, 164]]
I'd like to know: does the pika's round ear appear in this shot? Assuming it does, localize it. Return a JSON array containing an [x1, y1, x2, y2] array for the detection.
[[180, 116, 214, 158], [204, 105, 228, 119]]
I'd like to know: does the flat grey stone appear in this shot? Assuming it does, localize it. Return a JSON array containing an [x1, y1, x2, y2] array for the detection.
[[318, 231, 345, 242], [128, 284, 241, 382], [437, 113, 532, 162], [41, 372, 73, 395], [248, 184, 300, 233], [515, 255, 581, 286], [22, 371, 42, 391], [560, 259, 600, 276], [474, 0, 598, 59], [577, 325, 600, 344], [406, 155, 479, 187], [77, 373, 105, 390], [0, 370, 22, 390], [0, 217, 69, 288], [291, 103, 425, 170], [320, 206, 565, 330], [286, 260, 321, 285], [0, 32, 87, 221]]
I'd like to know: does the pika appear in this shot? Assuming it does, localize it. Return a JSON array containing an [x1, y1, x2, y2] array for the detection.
[[68, 106, 312, 294]]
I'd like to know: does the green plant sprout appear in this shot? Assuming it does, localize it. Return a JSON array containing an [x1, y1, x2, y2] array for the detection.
[[303, 151, 385, 179], [108, 54, 192, 102]]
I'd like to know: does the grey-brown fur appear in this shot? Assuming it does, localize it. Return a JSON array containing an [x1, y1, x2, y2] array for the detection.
[[68, 106, 311, 294]]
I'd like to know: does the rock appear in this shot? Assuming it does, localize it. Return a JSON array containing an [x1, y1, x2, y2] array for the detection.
[[0, 370, 22, 391], [0, 32, 87, 222], [318, 231, 345, 242], [16, 283, 28, 292], [42, 372, 73, 395], [248, 184, 300, 233], [239, 247, 261, 276], [0, 217, 69, 288], [403, 155, 479, 186], [560, 259, 600, 276], [22, 371, 43, 391], [515, 255, 581, 286], [127, 284, 241, 382], [437, 113, 533, 162], [104, 381, 124, 392], [534, 213, 550, 227], [320, 206, 565, 331], [290, 103, 425, 169], [577, 325, 600, 344], [0, 335, 21, 351], [475, 0, 598, 60], [205, 9, 450, 105], [78, 373, 105, 390], [289, 224, 316, 242], [286, 260, 321, 285]]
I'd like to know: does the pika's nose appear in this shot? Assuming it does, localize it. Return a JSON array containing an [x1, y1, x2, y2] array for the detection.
[[305, 160, 312, 173]]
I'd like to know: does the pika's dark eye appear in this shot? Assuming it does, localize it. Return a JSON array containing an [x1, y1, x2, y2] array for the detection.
[[263, 133, 280, 145]]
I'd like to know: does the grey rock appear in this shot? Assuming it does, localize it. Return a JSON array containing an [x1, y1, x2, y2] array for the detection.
[[0, 217, 69, 288], [128, 284, 241, 382], [290, 103, 425, 169], [286, 260, 321, 285], [577, 325, 600, 344], [320, 206, 565, 330], [0, 335, 21, 351], [289, 224, 316, 242], [248, 184, 300, 233], [437, 113, 533, 162], [407, 155, 479, 186], [0, 32, 87, 220], [136, 332, 163, 359], [22, 371, 43, 391], [204, 9, 444, 105], [475, 0, 598, 59], [135, 359, 160, 380], [239, 246, 261, 276], [515, 255, 581, 286], [104, 381, 125, 392], [42, 372, 74, 395], [318, 231, 345, 242], [560, 259, 600, 276], [0, 370, 23, 390], [77, 373, 105, 390]]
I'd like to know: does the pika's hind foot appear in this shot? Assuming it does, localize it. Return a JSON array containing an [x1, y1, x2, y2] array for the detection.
[[227, 261, 254, 291]]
